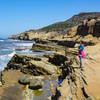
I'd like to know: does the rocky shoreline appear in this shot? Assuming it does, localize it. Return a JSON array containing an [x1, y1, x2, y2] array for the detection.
[[0, 37, 77, 100], [0, 38, 91, 100], [0, 39, 71, 99], [1, 17, 100, 100]]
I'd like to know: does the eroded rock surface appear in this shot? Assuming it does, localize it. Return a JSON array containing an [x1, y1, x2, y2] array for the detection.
[[77, 18, 100, 37], [7, 54, 61, 75]]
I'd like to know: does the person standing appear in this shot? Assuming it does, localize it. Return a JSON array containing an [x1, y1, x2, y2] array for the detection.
[[78, 41, 85, 68]]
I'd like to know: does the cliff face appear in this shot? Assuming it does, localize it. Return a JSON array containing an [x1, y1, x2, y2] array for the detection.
[[9, 12, 100, 40], [9, 31, 59, 40], [14, 17, 100, 41], [76, 18, 100, 37]]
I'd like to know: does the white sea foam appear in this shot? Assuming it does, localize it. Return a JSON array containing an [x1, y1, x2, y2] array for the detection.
[[14, 43, 33, 47], [8, 39, 20, 41], [21, 49, 30, 52], [0, 40, 4, 42], [0, 39, 50, 72], [0, 51, 16, 61], [8, 51, 16, 57], [0, 51, 16, 71]]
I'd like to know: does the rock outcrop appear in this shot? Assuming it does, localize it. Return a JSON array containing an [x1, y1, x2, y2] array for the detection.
[[32, 42, 65, 52], [7, 54, 61, 75], [45, 53, 68, 66], [9, 30, 59, 40], [51, 58, 93, 100], [77, 18, 100, 37]]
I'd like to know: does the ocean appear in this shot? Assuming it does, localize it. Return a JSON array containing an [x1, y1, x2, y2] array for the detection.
[[0, 38, 53, 71]]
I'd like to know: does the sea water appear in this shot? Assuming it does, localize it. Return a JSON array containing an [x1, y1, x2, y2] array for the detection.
[[0, 38, 54, 71]]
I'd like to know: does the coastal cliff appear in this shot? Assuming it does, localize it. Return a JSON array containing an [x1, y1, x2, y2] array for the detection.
[[9, 12, 100, 41], [1, 12, 100, 100]]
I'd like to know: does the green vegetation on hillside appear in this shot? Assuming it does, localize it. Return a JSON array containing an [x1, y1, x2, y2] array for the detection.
[[41, 22, 73, 32], [40, 12, 100, 32]]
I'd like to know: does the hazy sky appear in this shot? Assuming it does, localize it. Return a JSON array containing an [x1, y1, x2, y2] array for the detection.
[[0, 0, 100, 38]]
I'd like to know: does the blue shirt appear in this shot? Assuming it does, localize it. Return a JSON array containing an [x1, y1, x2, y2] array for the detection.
[[78, 45, 84, 51]]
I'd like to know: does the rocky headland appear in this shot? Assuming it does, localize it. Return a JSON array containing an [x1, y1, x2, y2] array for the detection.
[[1, 12, 100, 100]]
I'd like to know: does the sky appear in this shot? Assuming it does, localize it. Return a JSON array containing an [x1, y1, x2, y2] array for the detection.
[[0, 0, 100, 38]]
